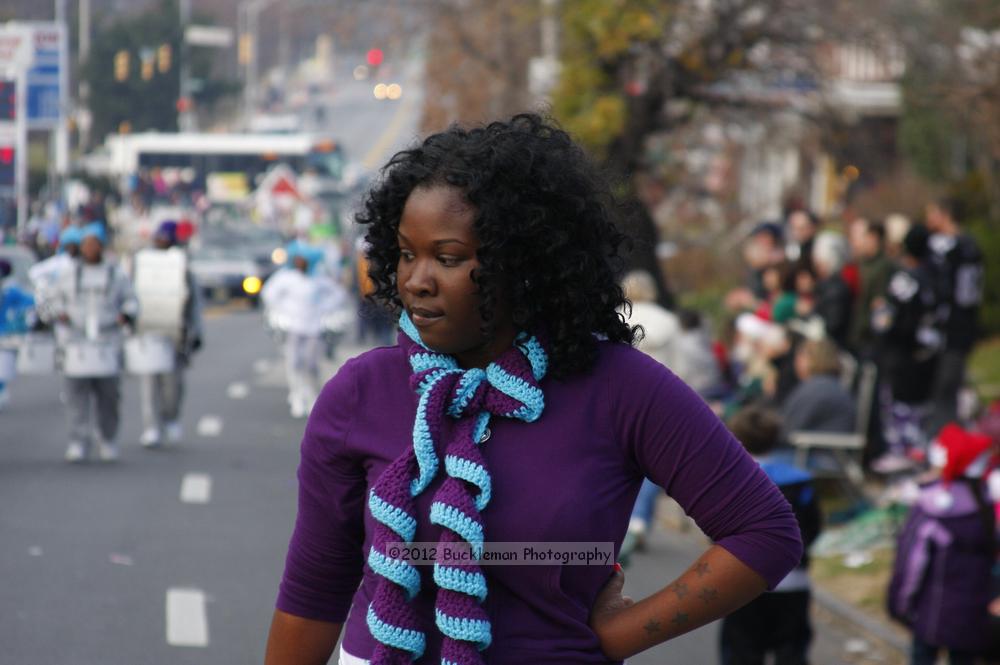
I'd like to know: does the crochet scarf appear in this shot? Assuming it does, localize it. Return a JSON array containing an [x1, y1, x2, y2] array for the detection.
[[366, 312, 549, 664]]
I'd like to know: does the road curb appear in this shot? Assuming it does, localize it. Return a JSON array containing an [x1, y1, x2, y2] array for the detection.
[[812, 586, 909, 654]]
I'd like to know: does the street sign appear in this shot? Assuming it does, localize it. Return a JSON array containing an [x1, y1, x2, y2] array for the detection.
[[24, 23, 66, 129], [0, 79, 15, 120], [0, 22, 69, 230], [0, 26, 30, 75]]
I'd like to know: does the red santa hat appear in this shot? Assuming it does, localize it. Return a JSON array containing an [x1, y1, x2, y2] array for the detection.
[[930, 424, 993, 483]]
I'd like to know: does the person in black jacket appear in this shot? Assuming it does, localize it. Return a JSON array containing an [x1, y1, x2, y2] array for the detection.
[[870, 225, 941, 474], [925, 197, 984, 436]]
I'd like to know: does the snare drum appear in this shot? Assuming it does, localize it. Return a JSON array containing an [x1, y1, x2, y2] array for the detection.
[[124, 334, 176, 375], [63, 339, 122, 378], [16, 334, 57, 375]]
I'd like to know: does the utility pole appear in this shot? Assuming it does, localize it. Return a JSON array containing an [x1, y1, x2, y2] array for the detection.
[[78, 0, 91, 150], [242, 0, 275, 130], [53, 0, 69, 179], [179, 0, 194, 131]]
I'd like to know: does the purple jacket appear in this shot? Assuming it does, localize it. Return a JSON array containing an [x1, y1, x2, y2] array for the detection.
[[888, 479, 995, 652], [276, 341, 802, 663]]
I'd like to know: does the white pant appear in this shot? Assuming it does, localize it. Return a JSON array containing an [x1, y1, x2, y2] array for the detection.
[[284, 333, 321, 413]]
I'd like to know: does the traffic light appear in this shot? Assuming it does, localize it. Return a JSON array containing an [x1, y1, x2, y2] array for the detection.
[[366, 48, 384, 67], [114, 50, 130, 82], [0, 80, 15, 120], [157, 44, 172, 73], [0, 147, 15, 187]]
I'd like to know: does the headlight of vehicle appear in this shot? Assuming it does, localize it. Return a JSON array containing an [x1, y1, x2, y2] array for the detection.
[[242, 276, 263, 295]]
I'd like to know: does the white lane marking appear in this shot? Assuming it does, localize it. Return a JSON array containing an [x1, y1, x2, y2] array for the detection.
[[166, 588, 209, 647], [196, 415, 223, 437], [253, 359, 271, 374], [226, 382, 249, 399], [180, 473, 212, 504], [28, 546, 43, 557]]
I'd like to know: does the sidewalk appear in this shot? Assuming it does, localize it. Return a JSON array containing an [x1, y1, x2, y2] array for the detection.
[[622, 524, 908, 664]]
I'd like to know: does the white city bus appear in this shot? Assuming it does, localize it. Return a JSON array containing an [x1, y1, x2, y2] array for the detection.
[[94, 132, 346, 191]]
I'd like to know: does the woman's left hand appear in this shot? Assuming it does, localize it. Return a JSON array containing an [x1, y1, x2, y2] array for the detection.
[[589, 564, 635, 660]]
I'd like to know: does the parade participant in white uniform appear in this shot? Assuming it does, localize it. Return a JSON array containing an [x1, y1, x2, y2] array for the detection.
[[261, 241, 345, 418], [133, 221, 203, 447], [46, 223, 139, 462]]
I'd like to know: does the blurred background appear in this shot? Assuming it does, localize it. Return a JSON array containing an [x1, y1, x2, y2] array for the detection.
[[0, 1, 998, 663]]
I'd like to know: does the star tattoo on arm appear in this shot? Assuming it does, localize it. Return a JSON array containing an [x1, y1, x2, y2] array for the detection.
[[694, 562, 710, 577], [669, 581, 690, 599], [643, 619, 662, 635], [671, 611, 690, 627], [698, 587, 718, 604]]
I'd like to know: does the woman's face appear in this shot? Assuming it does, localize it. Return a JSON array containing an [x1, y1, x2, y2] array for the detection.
[[397, 185, 515, 369]]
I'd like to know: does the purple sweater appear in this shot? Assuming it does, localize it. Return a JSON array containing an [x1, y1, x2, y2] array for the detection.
[[277, 341, 802, 663]]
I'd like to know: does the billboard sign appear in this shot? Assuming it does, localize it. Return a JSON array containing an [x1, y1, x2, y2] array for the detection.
[[24, 23, 66, 128]]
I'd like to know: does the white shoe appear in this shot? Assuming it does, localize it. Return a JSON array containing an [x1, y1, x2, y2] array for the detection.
[[65, 441, 86, 463], [140, 427, 162, 448], [164, 421, 183, 443], [96, 440, 120, 462]]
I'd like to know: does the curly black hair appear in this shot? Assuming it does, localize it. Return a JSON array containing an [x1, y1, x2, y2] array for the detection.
[[356, 113, 640, 378]]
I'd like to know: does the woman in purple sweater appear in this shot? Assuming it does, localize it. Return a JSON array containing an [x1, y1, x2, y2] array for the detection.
[[265, 115, 802, 665]]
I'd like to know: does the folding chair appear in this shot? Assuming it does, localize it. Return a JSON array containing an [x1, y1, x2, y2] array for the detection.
[[789, 362, 877, 504]]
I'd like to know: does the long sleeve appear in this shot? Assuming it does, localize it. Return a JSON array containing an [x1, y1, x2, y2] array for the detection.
[[276, 357, 367, 622], [612, 350, 803, 589]]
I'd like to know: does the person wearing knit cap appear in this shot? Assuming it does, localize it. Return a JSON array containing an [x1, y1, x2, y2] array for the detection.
[[43, 221, 139, 463], [265, 115, 803, 665], [261, 240, 345, 418], [888, 423, 996, 664], [133, 220, 203, 448], [153, 220, 178, 249]]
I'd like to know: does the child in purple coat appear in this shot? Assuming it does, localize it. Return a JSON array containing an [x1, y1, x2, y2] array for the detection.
[[888, 424, 997, 664]]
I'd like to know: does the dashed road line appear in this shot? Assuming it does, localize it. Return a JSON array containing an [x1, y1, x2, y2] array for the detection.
[[180, 473, 212, 504], [166, 588, 209, 647], [196, 415, 223, 437]]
